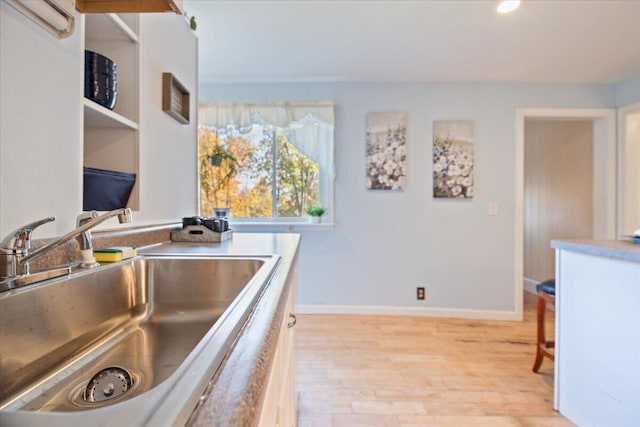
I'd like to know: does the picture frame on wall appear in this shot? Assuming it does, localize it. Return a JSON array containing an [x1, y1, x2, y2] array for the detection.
[[366, 111, 407, 190], [162, 72, 190, 124], [433, 120, 474, 198]]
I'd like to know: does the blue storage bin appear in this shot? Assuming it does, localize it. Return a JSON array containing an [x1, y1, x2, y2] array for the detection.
[[83, 167, 136, 211]]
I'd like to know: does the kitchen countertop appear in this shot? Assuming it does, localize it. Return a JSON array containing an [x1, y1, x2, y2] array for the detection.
[[139, 232, 301, 426], [551, 239, 640, 264]]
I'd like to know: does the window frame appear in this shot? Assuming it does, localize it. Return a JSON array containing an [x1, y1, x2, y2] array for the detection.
[[197, 102, 335, 226]]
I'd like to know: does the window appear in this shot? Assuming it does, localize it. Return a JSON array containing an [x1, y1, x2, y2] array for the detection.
[[198, 102, 334, 222]]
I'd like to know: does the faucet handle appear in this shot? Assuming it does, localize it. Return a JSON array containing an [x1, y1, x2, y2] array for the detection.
[[77, 211, 99, 227], [0, 216, 56, 253]]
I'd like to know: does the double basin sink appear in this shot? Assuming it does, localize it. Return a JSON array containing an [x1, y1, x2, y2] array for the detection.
[[0, 254, 280, 426]]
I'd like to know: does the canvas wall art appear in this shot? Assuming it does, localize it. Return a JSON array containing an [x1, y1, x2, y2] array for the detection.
[[366, 112, 407, 190], [433, 120, 474, 198]]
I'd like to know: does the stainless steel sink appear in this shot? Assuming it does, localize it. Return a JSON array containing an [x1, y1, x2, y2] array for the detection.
[[0, 255, 279, 426]]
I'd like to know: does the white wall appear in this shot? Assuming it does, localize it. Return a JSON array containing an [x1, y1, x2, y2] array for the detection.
[[136, 13, 198, 224], [200, 82, 616, 314], [617, 74, 640, 107], [0, 2, 82, 237]]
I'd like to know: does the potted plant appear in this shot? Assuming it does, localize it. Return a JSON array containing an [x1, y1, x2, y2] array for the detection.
[[209, 144, 237, 168], [306, 205, 326, 223], [208, 145, 239, 217]]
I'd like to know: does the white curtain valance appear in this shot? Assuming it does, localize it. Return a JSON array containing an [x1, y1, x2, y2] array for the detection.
[[199, 101, 335, 129]]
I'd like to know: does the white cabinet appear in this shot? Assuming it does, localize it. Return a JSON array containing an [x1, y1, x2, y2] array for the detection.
[[555, 249, 640, 426], [82, 13, 140, 209], [259, 280, 297, 427]]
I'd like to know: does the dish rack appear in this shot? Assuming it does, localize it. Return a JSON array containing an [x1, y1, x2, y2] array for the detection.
[[171, 217, 233, 243]]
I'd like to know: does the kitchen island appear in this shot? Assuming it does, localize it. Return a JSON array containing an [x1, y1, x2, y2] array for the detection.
[[551, 239, 640, 427]]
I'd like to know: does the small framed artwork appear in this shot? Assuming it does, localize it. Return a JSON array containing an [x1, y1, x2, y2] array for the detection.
[[433, 120, 474, 198], [162, 72, 190, 124], [366, 111, 407, 190]]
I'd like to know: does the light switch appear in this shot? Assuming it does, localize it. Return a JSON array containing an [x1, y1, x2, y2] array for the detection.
[[488, 202, 499, 216]]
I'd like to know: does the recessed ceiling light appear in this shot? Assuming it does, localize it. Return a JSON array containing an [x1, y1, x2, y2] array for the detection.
[[497, 0, 521, 14]]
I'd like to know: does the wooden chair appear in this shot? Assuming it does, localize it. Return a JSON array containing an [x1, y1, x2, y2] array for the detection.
[[532, 279, 556, 373]]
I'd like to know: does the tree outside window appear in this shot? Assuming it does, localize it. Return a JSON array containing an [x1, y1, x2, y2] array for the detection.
[[198, 124, 320, 219]]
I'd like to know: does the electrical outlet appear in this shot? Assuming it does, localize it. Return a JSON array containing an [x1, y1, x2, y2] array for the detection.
[[417, 287, 425, 300]]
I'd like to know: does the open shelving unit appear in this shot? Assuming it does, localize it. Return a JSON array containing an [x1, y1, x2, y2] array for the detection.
[[82, 12, 140, 210]]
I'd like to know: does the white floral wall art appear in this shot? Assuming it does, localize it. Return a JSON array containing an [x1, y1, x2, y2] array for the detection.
[[366, 112, 407, 190], [433, 120, 474, 198]]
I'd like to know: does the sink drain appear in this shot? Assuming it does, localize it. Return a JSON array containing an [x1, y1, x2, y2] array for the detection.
[[84, 366, 134, 403]]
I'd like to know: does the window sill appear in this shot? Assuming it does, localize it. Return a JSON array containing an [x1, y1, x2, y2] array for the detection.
[[229, 221, 335, 233]]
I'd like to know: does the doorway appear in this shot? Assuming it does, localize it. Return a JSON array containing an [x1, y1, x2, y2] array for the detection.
[[514, 108, 617, 319], [523, 119, 594, 292], [618, 102, 640, 238]]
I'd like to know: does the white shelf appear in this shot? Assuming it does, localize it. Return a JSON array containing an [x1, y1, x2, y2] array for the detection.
[[85, 13, 139, 43], [83, 99, 139, 129]]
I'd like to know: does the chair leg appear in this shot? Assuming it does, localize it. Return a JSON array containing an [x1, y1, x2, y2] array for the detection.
[[532, 294, 546, 373], [532, 348, 544, 373]]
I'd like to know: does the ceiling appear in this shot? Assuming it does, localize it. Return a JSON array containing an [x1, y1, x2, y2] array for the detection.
[[183, 0, 640, 85]]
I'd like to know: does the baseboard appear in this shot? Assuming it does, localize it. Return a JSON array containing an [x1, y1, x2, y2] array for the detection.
[[295, 304, 521, 321], [523, 277, 539, 294]]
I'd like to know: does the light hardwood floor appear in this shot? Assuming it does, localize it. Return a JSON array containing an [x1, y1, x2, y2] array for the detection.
[[295, 292, 573, 427]]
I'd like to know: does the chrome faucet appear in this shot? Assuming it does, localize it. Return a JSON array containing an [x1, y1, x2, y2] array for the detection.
[[74, 208, 132, 268], [0, 216, 55, 278], [0, 208, 133, 282]]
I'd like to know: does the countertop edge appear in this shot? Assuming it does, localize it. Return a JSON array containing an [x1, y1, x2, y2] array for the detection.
[[166, 234, 301, 426], [551, 239, 640, 263]]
